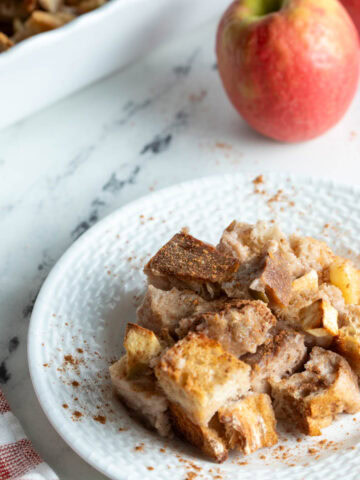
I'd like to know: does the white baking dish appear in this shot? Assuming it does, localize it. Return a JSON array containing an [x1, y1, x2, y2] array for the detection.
[[0, 0, 224, 130]]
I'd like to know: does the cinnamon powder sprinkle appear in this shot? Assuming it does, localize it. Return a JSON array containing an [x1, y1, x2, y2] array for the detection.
[[93, 415, 107, 424], [147, 467, 154, 471], [71, 381, 80, 387], [64, 355, 75, 364], [62, 404, 68, 409], [186, 473, 197, 480], [215, 142, 232, 150], [77, 348, 83, 354], [253, 175, 264, 185], [72, 411, 82, 419], [134, 443, 144, 452]]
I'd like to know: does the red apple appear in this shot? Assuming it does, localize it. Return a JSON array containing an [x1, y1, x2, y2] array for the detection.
[[340, 0, 360, 35], [216, 0, 360, 142]]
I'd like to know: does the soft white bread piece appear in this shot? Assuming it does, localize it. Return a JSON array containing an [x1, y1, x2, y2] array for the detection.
[[271, 347, 360, 436], [137, 285, 206, 335], [218, 220, 303, 273], [290, 235, 335, 278], [176, 300, 276, 357], [123, 323, 162, 377], [137, 285, 227, 337], [218, 394, 278, 454], [109, 357, 171, 437], [242, 328, 307, 393], [169, 402, 228, 463], [144, 232, 239, 299], [155, 332, 251, 426]]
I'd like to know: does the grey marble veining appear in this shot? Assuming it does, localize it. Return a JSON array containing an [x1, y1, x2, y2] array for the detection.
[[0, 18, 360, 480]]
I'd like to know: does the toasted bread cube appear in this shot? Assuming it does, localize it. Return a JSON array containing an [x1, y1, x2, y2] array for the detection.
[[144, 232, 239, 299], [271, 347, 360, 436], [176, 300, 276, 357], [242, 329, 307, 393], [329, 258, 360, 305], [169, 402, 228, 463], [292, 270, 318, 294], [218, 394, 278, 454], [155, 333, 251, 426], [304, 328, 334, 348], [109, 357, 171, 437], [299, 299, 338, 335], [124, 323, 162, 377]]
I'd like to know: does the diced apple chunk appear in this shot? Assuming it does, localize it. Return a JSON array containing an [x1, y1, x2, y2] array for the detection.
[[292, 270, 318, 294], [299, 299, 338, 336], [329, 259, 360, 305], [322, 303, 339, 336], [305, 328, 334, 348]]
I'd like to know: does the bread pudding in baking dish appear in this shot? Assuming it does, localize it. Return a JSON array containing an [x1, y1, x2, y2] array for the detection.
[[110, 221, 360, 462]]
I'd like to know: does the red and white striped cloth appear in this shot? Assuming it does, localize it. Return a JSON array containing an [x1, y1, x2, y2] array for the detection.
[[0, 389, 58, 480]]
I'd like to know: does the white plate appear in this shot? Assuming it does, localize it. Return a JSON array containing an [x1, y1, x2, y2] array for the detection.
[[28, 173, 360, 480], [0, 0, 223, 130]]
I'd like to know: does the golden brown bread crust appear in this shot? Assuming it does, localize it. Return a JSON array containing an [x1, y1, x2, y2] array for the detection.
[[155, 332, 251, 425], [144, 233, 239, 296], [218, 394, 278, 454], [169, 403, 228, 463]]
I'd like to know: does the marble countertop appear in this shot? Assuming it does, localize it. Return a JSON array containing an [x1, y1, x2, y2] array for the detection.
[[1, 18, 360, 480]]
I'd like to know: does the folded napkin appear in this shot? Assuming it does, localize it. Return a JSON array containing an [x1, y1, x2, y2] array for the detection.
[[0, 389, 58, 480]]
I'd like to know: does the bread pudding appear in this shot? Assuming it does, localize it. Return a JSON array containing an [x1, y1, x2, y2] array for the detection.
[[110, 221, 360, 462], [0, 0, 108, 52]]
